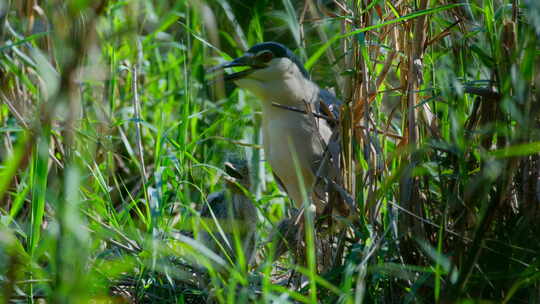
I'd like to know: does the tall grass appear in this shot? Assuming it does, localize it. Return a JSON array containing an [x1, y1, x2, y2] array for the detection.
[[0, 0, 539, 303]]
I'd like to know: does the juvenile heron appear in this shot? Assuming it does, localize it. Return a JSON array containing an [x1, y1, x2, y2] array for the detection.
[[198, 159, 258, 272], [213, 42, 341, 212]]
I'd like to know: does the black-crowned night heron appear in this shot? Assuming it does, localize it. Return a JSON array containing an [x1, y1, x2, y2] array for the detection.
[[198, 159, 257, 272], [213, 42, 341, 213]]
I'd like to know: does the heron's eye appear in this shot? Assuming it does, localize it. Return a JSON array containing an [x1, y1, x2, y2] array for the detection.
[[225, 164, 243, 179], [257, 51, 273, 63]]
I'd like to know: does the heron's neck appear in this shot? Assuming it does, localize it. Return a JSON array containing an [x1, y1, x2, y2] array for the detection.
[[259, 78, 319, 113]]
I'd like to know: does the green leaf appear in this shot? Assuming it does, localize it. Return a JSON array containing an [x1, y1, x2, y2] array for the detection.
[[490, 142, 540, 158], [0, 31, 50, 52]]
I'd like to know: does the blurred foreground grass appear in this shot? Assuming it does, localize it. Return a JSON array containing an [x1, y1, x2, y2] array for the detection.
[[0, 0, 539, 303]]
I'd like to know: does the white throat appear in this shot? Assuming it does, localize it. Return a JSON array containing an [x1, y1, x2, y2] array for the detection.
[[234, 58, 317, 108]]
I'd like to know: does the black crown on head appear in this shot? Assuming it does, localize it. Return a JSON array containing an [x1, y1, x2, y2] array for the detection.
[[247, 42, 309, 79]]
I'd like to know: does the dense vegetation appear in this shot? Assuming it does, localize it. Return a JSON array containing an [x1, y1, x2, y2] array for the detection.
[[1, 0, 539, 303]]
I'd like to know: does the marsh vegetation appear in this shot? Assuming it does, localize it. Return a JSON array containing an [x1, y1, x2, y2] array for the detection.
[[0, 0, 539, 303]]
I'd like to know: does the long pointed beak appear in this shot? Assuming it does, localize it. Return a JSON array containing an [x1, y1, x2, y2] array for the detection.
[[214, 54, 253, 69], [209, 53, 256, 81]]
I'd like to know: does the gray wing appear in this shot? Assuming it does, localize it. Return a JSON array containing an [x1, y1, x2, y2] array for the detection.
[[309, 89, 341, 172], [272, 171, 288, 193], [201, 191, 227, 218], [317, 89, 342, 125], [311, 89, 343, 190], [315, 90, 352, 216]]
